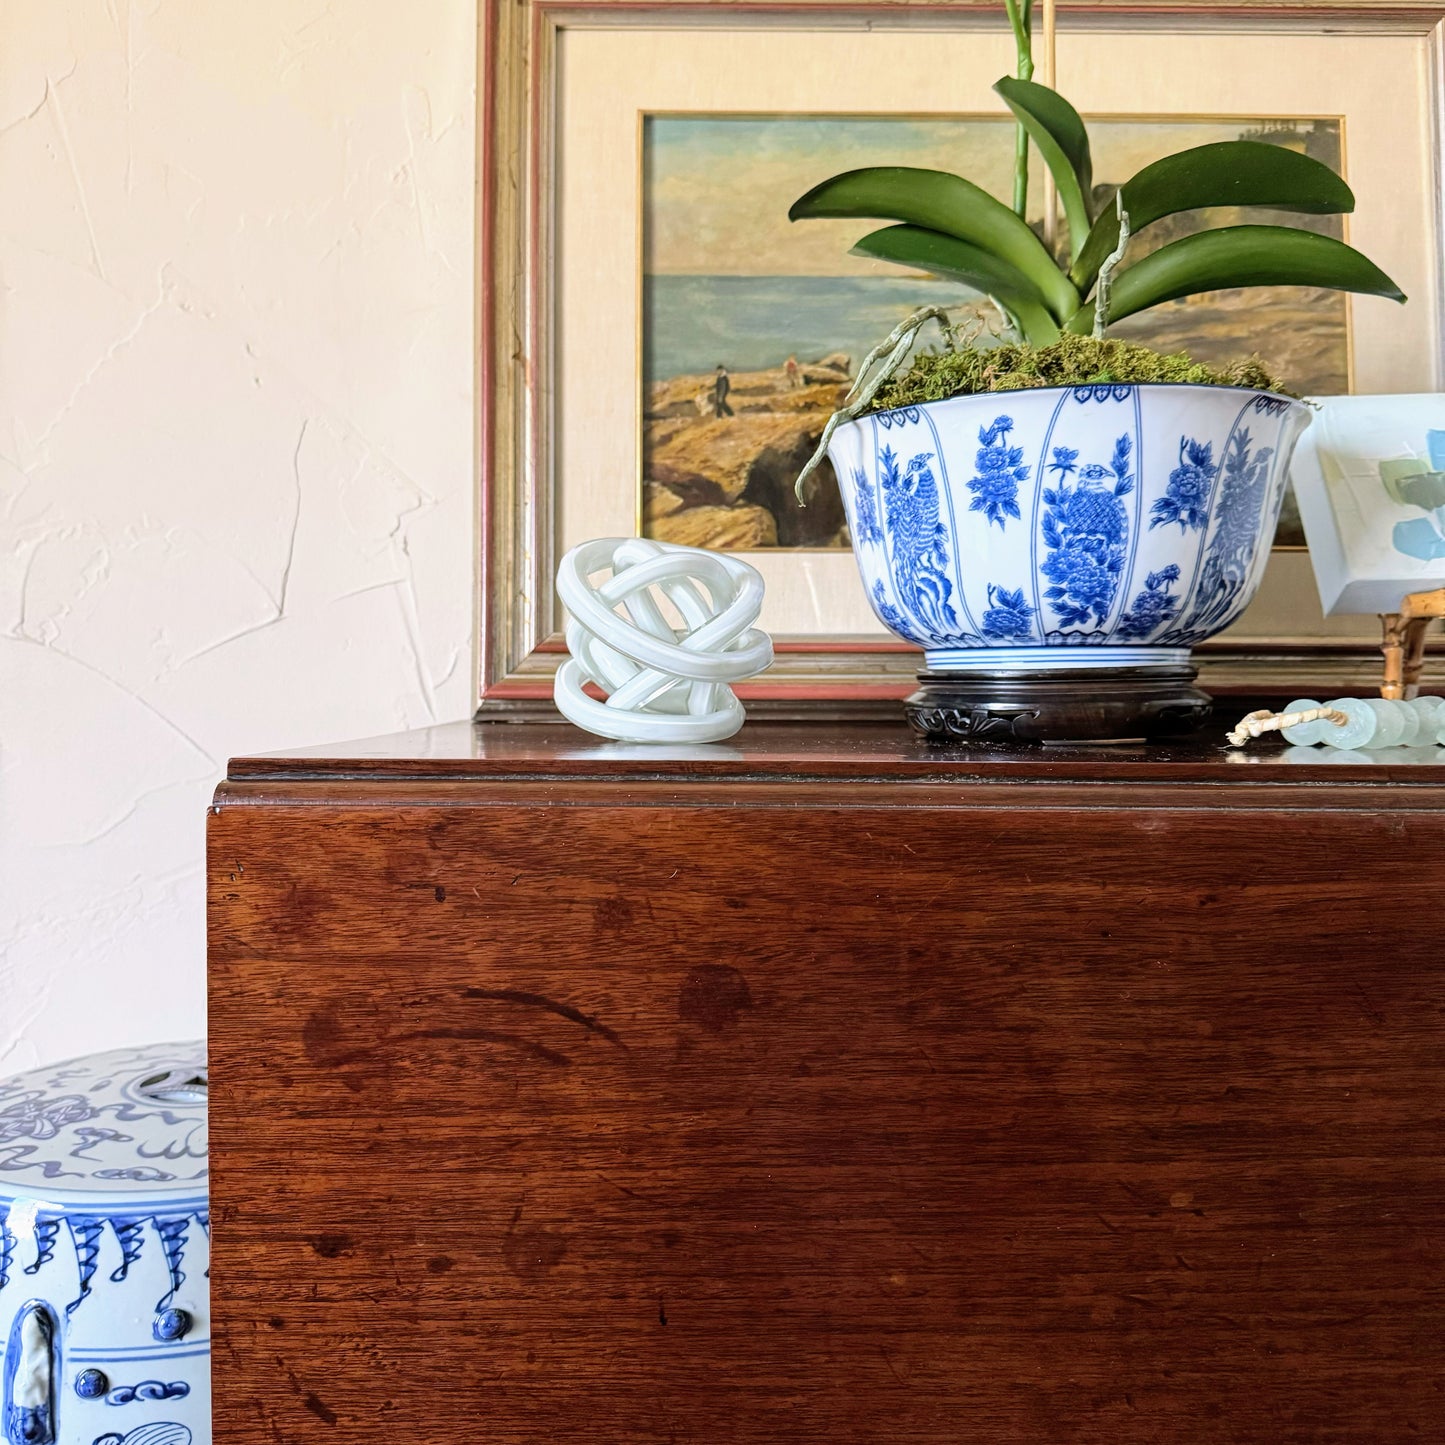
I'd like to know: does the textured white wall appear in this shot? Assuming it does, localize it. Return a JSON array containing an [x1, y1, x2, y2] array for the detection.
[[0, 1, 477, 1069]]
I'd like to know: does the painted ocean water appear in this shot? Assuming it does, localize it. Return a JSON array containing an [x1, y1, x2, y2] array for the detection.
[[644, 273, 971, 382]]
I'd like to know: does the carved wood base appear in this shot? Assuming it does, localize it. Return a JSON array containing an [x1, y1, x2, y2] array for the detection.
[[905, 665, 1214, 744]]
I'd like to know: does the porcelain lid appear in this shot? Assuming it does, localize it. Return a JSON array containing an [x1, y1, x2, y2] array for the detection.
[[0, 1042, 207, 1202]]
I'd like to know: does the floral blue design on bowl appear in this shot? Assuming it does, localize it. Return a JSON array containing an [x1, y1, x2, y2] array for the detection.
[[828, 383, 1313, 675], [1, 1044, 209, 1445]]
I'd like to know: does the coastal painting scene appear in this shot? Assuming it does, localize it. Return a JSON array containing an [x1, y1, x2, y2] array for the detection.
[[641, 114, 1347, 550]]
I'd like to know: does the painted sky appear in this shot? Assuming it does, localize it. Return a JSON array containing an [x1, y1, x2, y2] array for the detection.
[[644, 115, 1342, 277]]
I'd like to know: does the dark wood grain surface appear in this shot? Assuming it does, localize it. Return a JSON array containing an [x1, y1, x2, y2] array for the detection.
[[209, 722, 1445, 1443], [229, 716, 1445, 785]]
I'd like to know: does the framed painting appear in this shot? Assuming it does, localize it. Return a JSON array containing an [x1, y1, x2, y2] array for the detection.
[[1293, 392, 1445, 612], [640, 112, 1348, 551], [478, 0, 1445, 716]]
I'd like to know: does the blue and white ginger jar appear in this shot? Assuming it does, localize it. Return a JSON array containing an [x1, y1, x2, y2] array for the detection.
[[0, 1044, 208, 1445], [827, 383, 1312, 671]]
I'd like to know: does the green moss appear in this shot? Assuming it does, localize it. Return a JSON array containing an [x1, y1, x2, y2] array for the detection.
[[865, 333, 1293, 413]]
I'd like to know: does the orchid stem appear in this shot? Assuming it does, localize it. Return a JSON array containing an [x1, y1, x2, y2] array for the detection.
[[1003, 0, 1035, 218]]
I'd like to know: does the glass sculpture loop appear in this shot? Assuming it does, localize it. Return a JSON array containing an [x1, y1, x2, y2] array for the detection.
[[554, 538, 773, 743]]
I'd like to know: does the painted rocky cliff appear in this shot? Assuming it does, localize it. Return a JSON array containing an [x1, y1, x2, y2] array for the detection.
[[643, 356, 852, 550]]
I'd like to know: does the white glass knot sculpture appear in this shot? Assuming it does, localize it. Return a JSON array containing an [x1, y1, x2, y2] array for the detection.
[[554, 537, 773, 743]]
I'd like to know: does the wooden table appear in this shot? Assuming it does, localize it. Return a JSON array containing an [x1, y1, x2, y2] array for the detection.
[[208, 722, 1445, 1443]]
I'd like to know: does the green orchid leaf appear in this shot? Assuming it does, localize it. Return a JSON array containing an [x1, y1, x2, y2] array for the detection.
[[851, 225, 1062, 345], [993, 76, 1094, 261], [790, 166, 1080, 321], [1070, 141, 1357, 292], [1066, 224, 1406, 333]]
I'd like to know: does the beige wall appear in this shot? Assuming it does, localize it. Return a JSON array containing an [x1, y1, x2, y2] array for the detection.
[[0, 1, 477, 1069]]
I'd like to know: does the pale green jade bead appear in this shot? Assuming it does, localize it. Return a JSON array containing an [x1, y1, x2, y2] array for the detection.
[[1369, 698, 1408, 747], [1396, 701, 1422, 744], [1408, 695, 1445, 739], [1319, 697, 1383, 750], [1280, 698, 1330, 746]]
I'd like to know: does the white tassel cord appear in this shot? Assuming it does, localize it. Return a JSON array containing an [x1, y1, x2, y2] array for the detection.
[[1225, 706, 1348, 749]]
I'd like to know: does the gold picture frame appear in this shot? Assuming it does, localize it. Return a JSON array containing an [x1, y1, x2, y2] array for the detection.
[[477, 0, 1445, 718]]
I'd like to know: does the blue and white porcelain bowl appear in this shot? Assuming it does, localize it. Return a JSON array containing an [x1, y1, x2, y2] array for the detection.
[[827, 383, 1312, 672], [0, 1044, 208, 1445]]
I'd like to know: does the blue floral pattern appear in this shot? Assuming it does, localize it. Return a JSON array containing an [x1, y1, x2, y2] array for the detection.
[[1040, 435, 1134, 629], [966, 416, 1028, 529], [980, 585, 1035, 641], [849, 465, 884, 547], [838, 388, 1306, 658], [0, 1094, 95, 1143], [1, 1045, 211, 1445], [1175, 428, 1276, 637], [1151, 437, 1218, 532], [0, 1044, 206, 1187], [1115, 565, 1182, 640], [878, 444, 959, 638], [869, 581, 910, 637], [92, 1426, 192, 1445]]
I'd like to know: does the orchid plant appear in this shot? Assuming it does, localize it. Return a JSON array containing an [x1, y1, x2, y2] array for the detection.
[[789, 3, 1404, 346]]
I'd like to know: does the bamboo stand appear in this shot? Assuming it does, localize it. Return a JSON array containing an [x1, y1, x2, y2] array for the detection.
[[1379, 587, 1445, 698]]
